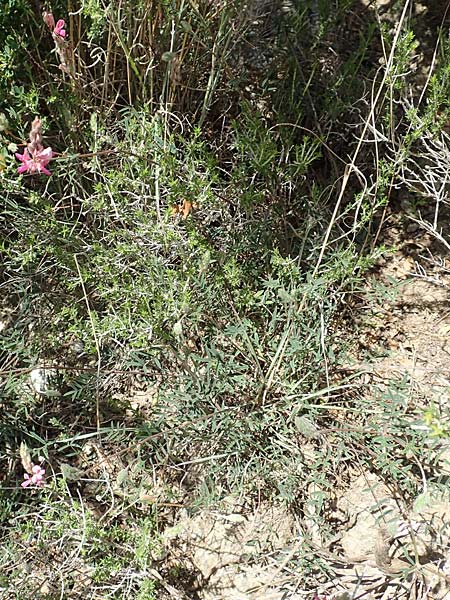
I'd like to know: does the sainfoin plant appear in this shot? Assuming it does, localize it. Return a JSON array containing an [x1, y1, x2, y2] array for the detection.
[[43, 11, 72, 74], [15, 117, 53, 175], [13, 12, 68, 177]]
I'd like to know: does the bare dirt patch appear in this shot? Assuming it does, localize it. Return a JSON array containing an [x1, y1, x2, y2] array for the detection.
[[163, 499, 295, 600]]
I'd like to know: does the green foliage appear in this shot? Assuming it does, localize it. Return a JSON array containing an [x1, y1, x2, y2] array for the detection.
[[1, 488, 159, 598], [3, 0, 450, 597]]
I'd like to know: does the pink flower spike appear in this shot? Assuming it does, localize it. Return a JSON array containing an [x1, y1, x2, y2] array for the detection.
[[54, 19, 66, 38], [15, 147, 53, 176]]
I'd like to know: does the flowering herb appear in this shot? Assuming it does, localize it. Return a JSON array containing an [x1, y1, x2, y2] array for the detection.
[[15, 117, 54, 176], [43, 11, 72, 74]]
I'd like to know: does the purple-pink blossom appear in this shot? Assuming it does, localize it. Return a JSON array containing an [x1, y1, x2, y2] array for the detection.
[[54, 19, 66, 38], [15, 147, 53, 176], [43, 12, 66, 38], [21, 464, 46, 488]]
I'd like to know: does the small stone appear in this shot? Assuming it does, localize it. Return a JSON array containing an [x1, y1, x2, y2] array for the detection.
[[70, 339, 85, 355], [29, 368, 61, 397]]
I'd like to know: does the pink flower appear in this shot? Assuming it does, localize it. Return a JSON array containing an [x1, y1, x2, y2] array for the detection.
[[15, 147, 53, 176], [54, 19, 66, 38], [21, 464, 46, 488]]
